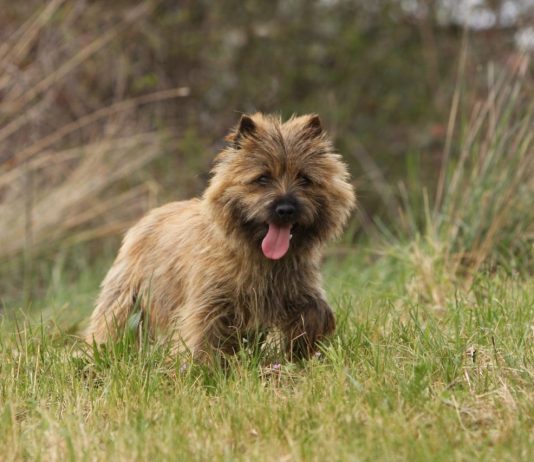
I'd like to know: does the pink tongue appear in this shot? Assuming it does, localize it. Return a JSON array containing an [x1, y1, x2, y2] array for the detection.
[[261, 223, 292, 260]]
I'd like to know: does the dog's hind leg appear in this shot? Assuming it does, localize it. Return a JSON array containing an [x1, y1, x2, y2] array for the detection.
[[84, 261, 139, 345]]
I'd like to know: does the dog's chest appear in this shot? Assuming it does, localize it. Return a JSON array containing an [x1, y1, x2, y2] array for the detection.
[[234, 264, 307, 322]]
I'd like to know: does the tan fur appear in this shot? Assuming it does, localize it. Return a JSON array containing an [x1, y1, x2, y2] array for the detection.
[[85, 113, 356, 360]]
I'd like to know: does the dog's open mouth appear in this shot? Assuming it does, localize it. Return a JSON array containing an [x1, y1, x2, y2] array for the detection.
[[261, 223, 296, 260]]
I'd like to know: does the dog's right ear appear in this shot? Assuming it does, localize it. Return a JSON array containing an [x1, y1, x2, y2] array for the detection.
[[226, 115, 257, 148]]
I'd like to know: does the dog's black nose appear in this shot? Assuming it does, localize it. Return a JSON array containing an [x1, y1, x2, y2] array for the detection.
[[275, 203, 296, 219]]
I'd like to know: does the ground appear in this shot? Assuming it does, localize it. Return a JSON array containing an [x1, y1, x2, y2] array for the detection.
[[1, 249, 533, 461]]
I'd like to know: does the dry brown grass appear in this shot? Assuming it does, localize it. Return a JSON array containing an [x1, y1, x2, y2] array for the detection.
[[0, 1, 188, 260]]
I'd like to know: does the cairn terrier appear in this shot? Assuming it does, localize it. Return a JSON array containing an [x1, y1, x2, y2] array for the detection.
[[85, 113, 355, 361]]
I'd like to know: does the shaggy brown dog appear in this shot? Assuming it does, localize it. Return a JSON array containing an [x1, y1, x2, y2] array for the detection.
[[85, 113, 355, 361]]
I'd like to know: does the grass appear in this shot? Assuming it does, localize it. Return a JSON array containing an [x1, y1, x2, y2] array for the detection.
[[381, 59, 533, 310], [0, 249, 533, 461], [0, 0, 190, 261], [0, 8, 532, 458]]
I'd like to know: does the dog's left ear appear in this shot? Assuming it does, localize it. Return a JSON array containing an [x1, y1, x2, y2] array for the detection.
[[304, 114, 323, 137], [227, 115, 257, 148]]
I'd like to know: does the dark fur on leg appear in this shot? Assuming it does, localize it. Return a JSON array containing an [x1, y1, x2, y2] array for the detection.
[[284, 298, 336, 360]]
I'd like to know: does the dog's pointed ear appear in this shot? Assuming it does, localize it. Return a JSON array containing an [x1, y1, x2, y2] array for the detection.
[[238, 115, 256, 137], [226, 115, 257, 148], [304, 114, 323, 137]]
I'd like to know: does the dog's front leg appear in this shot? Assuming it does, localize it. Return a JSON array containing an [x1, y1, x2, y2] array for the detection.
[[171, 301, 242, 363], [283, 297, 336, 360]]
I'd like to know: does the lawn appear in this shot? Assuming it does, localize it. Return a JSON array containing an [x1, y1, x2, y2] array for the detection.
[[1, 249, 533, 461], [1, 2, 533, 461]]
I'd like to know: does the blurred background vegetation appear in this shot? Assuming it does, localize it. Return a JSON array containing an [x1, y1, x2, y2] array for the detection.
[[0, 0, 533, 310]]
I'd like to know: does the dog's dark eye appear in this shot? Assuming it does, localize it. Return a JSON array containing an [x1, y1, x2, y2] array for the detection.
[[255, 174, 271, 186], [298, 173, 313, 186]]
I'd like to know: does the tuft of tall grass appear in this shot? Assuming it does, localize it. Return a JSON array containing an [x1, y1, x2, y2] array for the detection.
[[390, 57, 533, 304]]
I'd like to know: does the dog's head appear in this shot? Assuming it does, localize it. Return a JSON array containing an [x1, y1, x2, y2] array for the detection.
[[205, 113, 356, 260]]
